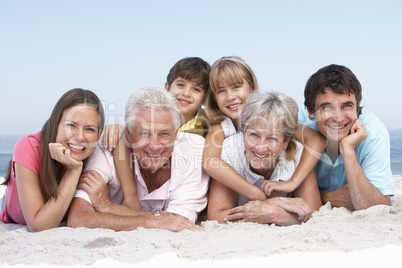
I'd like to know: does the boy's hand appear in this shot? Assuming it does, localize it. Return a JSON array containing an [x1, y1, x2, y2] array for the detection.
[[102, 124, 125, 151], [260, 180, 297, 196]]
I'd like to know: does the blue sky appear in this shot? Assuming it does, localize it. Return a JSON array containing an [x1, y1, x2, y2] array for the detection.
[[1, 0, 401, 135]]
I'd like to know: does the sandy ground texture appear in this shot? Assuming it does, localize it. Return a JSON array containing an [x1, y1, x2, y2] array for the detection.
[[1, 176, 401, 268]]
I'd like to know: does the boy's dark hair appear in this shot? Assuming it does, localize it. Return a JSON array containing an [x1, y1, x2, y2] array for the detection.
[[166, 57, 210, 92], [304, 64, 363, 115]]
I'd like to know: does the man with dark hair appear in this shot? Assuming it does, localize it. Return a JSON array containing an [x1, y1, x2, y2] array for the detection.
[[299, 64, 394, 211]]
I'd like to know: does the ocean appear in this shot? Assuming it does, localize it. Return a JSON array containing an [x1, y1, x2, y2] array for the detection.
[[1, 130, 402, 177]]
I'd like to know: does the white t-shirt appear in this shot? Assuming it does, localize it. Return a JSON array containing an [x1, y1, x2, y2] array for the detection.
[[220, 117, 237, 138]]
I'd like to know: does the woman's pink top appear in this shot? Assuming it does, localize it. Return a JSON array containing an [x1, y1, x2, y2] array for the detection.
[[0, 132, 42, 224]]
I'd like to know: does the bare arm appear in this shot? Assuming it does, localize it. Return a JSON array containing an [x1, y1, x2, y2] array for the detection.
[[340, 120, 391, 210], [112, 131, 141, 211], [202, 124, 266, 201], [292, 170, 322, 212], [68, 197, 200, 231], [226, 171, 321, 226], [102, 124, 124, 151], [261, 125, 326, 196], [69, 171, 201, 232], [16, 144, 83, 232], [321, 184, 354, 211], [291, 124, 326, 188], [207, 178, 237, 223], [226, 199, 304, 226], [262, 125, 326, 195], [102, 124, 141, 211]]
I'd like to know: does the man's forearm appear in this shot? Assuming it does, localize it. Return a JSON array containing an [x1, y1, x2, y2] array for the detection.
[[341, 148, 391, 210], [96, 200, 144, 216], [320, 184, 354, 210]]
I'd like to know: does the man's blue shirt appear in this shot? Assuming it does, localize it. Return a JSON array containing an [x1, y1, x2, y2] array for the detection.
[[298, 106, 394, 196]]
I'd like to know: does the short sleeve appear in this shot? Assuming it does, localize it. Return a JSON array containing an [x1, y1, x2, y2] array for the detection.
[[298, 105, 318, 131], [73, 144, 117, 204], [13, 135, 41, 175], [358, 132, 394, 196]]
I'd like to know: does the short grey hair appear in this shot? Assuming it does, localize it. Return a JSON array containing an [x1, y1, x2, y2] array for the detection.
[[241, 91, 299, 142], [125, 87, 182, 132]]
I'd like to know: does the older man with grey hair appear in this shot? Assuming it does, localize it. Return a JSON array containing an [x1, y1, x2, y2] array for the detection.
[[68, 87, 209, 232]]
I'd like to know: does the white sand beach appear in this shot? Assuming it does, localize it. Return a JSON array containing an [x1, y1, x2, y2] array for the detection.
[[1, 175, 401, 268]]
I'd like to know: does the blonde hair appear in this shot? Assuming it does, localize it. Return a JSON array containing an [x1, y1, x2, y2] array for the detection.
[[241, 91, 299, 161], [205, 56, 259, 124]]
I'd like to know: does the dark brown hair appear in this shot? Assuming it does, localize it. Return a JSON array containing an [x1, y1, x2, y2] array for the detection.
[[304, 64, 363, 115], [166, 57, 210, 95], [2, 88, 105, 200]]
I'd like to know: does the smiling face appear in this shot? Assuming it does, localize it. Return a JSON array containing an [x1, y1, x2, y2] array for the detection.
[[55, 104, 100, 162], [310, 87, 358, 145], [243, 120, 289, 175], [214, 76, 253, 121], [166, 77, 205, 122], [128, 109, 177, 173]]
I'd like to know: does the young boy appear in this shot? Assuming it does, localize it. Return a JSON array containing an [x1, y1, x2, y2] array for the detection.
[[165, 57, 210, 137]]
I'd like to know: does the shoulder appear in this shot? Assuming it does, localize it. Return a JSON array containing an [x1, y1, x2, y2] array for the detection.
[[14, 132, 41, 151], [196, 107, 207, 118], [297, 105, 318, 131], [13, 132, 41, 158], [174, 132, 205, 155], [205, 123, 225, 144], [220, 117, 237, 137], [83, 142, 118, 184], [13, 132, 42, 173], [223, 132, 243, 147], [222, 132, 244, 159], [85, 142, 114, 170], [356, 109, 390, 160], [292, 140, 304, 163], [359, 108, 389, 139], [210, 122, 224, 132], [294, 139, 304, 151]]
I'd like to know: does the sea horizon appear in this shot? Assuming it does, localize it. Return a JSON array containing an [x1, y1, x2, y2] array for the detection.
[[1, 128, 402, 177]]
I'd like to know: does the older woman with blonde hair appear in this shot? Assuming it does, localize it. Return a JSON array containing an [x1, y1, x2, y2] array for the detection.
[[207, 91, 322, 226]]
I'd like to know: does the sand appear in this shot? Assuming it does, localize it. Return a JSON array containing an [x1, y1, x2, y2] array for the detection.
[[1, 176, 402, 268]]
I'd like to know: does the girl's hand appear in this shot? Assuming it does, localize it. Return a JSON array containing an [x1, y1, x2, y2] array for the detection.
[[49, 143, 82, 169], [102, 124, 125, 151], [260, 180, 297, 196]]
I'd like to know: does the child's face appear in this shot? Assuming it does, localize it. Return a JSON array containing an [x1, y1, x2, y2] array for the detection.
[[214, 77, 253, 121], [166, 77, 205, 122]]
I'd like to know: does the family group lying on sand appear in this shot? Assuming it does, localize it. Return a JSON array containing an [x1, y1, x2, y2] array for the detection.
[[1, 56, 394, 232]]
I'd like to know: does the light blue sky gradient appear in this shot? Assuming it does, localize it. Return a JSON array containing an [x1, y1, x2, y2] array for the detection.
[[1, 0, 401, 135]]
